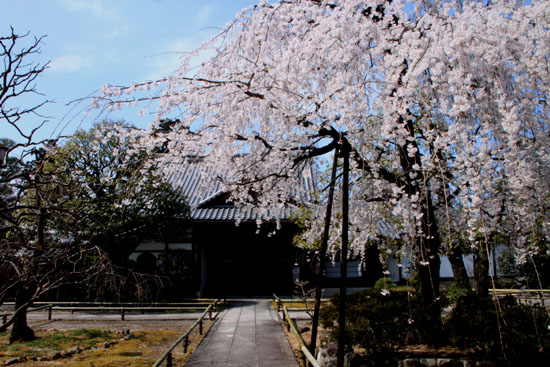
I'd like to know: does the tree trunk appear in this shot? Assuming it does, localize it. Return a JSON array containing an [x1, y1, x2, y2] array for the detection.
[[415, 194, 446, 346], [417, 240, 441, 303], [474, 245, 490, 297], [417, 195, 441, 304], [399, 117, 442, 305], [9, 282, 36, 343], [447, 246, 471, 290]]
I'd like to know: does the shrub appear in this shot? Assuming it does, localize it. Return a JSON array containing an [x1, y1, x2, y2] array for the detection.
[[320, 289, 550, 366], [373, 277, 396, 292], [447, 293, 550, 365], [320, 289, 445, 366]]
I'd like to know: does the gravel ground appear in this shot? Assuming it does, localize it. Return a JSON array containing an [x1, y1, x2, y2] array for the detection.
[[29, 318, 201, 333]]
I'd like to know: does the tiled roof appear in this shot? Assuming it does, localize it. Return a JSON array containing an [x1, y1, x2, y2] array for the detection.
[[167, 163, 316, 222]]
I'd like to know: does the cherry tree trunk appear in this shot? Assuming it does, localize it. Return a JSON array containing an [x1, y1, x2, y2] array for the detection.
[[417, 234, 441, 304], [399, 118, 442, 305], [474, 246, 490, 297], [447, 247, 471, 291]]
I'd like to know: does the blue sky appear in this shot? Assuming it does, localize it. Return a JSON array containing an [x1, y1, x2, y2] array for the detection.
[[3, 0, 258, 142]]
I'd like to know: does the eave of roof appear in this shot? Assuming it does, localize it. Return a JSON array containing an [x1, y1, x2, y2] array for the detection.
[[168, 162, 316, 222]]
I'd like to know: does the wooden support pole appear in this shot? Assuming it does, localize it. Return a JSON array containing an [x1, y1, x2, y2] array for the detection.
[[337, 143, 349, 367], [310, 147, 339, 354], [48, 305, 52, 321], [199, 319, 203, 335], [121, 307, 125, 321]]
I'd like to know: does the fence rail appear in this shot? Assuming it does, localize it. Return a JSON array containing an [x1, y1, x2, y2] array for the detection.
[[273, 294, 320, 367], [4, 301, 215, 307], [489, 289, 550, 295], [1, 300, 221, 323], [271, 295, 326, 313], [152, 299, 221, 367]]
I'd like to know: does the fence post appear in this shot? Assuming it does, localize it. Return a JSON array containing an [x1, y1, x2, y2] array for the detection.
[[209, 307, 213, 320], [199, 319, 203, 335], [166, 351, 172, 367], [48, 305, 52, 321], [183, 335, 189, 353], [121, 307, 125, 321]]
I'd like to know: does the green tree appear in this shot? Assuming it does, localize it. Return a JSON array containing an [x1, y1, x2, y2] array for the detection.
[[47, 120, 191, 299]]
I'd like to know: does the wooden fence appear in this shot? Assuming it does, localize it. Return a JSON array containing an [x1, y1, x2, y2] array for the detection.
[[1, 300, 221, 323], [152, 299, 221, 367], [273, 294, 320, 367]]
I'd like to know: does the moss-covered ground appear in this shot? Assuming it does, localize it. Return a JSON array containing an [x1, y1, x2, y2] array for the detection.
[[0, 324, 210, 366]]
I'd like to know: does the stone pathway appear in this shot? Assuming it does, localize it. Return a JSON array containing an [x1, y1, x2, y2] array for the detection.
[[185, 300, 298, 367]]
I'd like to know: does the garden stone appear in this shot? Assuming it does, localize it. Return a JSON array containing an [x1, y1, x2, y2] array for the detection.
[[420, 358, 438, 367], [317, 343, 338, 367], [5, 357, 26, 365], [475, 361, 497, 367], [402, 359, 423, 367], [438, 359, 464, 367]]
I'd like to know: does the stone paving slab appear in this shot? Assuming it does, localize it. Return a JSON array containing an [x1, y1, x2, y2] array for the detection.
[[186, 300, 298, 367]]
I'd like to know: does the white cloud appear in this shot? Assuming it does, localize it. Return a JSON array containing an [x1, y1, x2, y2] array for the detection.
[[49, 54, 93, 73]]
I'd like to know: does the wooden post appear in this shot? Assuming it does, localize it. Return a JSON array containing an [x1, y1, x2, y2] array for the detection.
[[310, 148, 339, 355], [121, 307, 125, 321], [48, 305, 52, 321], [199, 319, 203, 335], [209, 307, 213, 320], [337, 143, 349, 367], [166, 351, 172, 367], [183, 335, 189, 353], [2, 314, 6, 324]]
